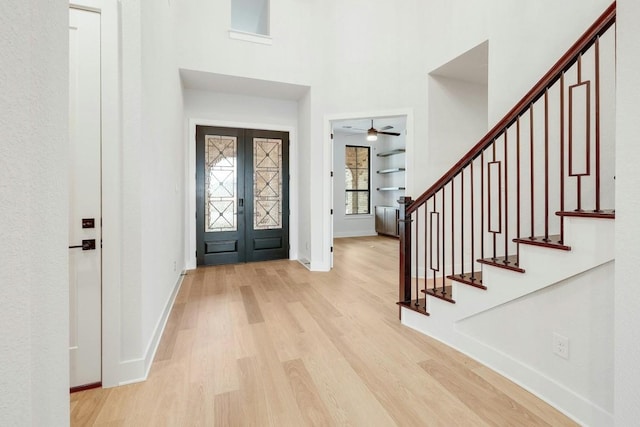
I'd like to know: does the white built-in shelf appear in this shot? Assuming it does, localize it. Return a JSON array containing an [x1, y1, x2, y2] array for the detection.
[[377, 187, 406, 191], [377, 168, 406, 174], [377, 149, 405, 157]]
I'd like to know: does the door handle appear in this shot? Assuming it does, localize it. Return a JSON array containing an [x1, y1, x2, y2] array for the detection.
[[238, 198, 244, 207], [69, 239, 96, 250]]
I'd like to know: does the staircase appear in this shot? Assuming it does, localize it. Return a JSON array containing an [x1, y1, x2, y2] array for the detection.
[[396, 3, 616, 426]]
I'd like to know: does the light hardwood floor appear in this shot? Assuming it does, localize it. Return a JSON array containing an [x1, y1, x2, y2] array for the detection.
[[71, 236, 577, 426]]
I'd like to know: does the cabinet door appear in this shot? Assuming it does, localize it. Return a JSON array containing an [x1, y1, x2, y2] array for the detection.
[[383, 208, 398, 236], [375, 206, 385, 234]]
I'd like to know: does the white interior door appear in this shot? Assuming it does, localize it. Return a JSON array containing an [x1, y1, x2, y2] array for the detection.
[[69, 7, 102, 389]]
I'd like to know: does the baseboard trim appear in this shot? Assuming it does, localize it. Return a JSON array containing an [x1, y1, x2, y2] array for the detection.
[[310, 260, 330, 271], [333, 231, 377, 238], [401, 307, 614, 426], [297, 258, 311, 270], [118, 271, 185, 386], [70, 382, 101, 394]]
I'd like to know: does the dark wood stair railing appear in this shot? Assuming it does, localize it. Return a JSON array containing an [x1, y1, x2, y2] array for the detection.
[[398, 2, 617, 315]]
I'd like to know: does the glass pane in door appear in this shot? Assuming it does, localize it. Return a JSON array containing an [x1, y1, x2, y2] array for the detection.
[[254, 138, 282, 230], [205, 135, 237, 232]]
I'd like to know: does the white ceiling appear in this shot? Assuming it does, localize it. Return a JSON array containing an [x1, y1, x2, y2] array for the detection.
[[332, 116, 406, 135], [180, 69, 310, 100]]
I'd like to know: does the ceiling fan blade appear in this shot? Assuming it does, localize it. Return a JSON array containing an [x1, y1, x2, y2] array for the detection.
[[378, 125, 394, 131], [378, 131, 401, 136]]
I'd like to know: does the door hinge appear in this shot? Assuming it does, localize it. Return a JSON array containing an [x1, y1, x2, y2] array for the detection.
[[330, 209, 333, 215], [330, 246, 333, 253], [331, 133, 334, 140], [195, 250, 198, 257], [330, 171, 334, 177]]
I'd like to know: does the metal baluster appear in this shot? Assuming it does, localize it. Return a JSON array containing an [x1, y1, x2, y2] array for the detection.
[[595, 36, 602, 212], [517, 117, 521, 265], [470, 160, 476, 279], [415, 209, 420, 307], [530, 105, 535, 238], [432, 197, 438, 295], [442, 187, 446, 296], [560, 73, 565, 242], [576, 54, 583, 211], [544, 89, 550, 241], [492, 142, 497, 261], [504, 131, 509, 263], [481, 150, 485, 262], [424, 203, 428, 300], [451, 176, 455, 283], [461, 168, 465, 278]]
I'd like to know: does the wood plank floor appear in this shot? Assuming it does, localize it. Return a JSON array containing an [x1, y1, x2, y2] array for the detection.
[[71, 236, 577, 426]]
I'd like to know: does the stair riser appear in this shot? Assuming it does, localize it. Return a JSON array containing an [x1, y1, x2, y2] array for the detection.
[[419, 216, 614, 320]]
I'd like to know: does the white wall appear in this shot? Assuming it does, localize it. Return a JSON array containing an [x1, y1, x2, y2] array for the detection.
[[139, 0, 186, 375], [427, 75, 488, 184], [615, 0, 640, 425], [0, 0, 69, 424], [117, 0, 186, 382], [182, 89, 300, 268], [486, 0, 611, 123], [174, 0, 313, 85], [119, 0, 144, 367], [297, 91, 312, 262], [458, 262, 614, 418]]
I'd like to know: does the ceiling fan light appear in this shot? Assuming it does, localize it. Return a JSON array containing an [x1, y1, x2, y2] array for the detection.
[[367, 129, 378, 141]]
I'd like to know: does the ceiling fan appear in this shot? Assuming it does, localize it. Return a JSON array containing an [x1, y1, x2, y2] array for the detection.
[[343, 120, 401, 141]]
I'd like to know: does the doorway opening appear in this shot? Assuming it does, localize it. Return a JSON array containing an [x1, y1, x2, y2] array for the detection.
[[330, 114, 408, 267]]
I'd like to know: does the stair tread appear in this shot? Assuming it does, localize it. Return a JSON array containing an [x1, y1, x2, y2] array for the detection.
[[421, 285, 456, 304], [478, 255, 525, 273], [447, 272, 486, 290], [397, 299, 430, 316], [556, 209, 615, 219], [513, 235, 571, 251]]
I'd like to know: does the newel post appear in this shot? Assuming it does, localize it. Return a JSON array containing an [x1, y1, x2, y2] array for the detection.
[[398, 196, 413, 318]]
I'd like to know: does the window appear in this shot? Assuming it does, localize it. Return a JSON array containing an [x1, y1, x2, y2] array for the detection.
[[231, 0, 270, 36], [345, 145, 370, 215]]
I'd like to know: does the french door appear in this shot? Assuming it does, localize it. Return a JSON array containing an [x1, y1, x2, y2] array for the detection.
[[196, 126, 290, 265]]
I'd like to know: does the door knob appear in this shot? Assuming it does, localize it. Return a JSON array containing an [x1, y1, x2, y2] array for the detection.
[[68, 239, 96, 250]]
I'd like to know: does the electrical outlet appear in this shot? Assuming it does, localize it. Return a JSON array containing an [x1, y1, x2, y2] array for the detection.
[[553, 333, 569, 359]]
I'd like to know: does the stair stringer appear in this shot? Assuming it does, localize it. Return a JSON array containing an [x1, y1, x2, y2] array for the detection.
[[400, 216, 615, 426], [423, 216, 613, 321]]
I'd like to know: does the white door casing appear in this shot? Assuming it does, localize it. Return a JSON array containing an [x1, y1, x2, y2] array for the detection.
[[69, 7, 102, 388]]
